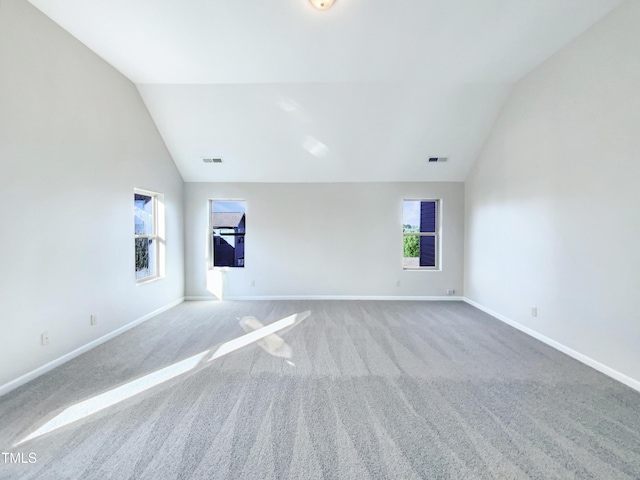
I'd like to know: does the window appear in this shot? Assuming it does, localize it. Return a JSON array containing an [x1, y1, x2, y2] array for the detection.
[[134, 190, 160, 281], [403, 199, 439, 269], [211, 200, 246, 268]]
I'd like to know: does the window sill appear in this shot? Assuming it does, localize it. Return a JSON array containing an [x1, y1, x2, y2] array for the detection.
[[136, 275, 163, 285]]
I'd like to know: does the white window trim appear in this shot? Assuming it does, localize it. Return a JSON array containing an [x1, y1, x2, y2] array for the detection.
[[402, 198, 441, 271], [209, 199, 246, 270], [135, 188, 165, 284]]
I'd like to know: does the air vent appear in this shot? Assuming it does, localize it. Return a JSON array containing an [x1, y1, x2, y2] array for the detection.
[[202, 157, 223, 164], [428, 157, 448, 163]]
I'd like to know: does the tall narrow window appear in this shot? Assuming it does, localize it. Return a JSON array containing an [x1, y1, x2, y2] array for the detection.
[[134, 190, 158, 281], [211, 200, 246, 268], [403, 199, 439, 269]]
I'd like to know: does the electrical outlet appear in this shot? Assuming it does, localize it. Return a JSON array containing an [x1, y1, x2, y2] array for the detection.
[[446, 289, 455, 295], [90, 314, 98, 326], [396, 280, 401, 287], [531, 306, 538, 317], [250, 280, 255, 287], [41, 332, 50, 345]]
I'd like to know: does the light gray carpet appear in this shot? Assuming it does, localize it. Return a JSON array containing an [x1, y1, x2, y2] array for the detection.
[[1, 300, 639, 479]]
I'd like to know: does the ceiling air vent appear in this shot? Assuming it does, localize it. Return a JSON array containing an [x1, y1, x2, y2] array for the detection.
[[202, 157, 223, 164], [428, 157, 448, 163]]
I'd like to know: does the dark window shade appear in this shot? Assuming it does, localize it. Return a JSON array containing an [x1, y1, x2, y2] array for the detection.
[[419, 236, 436, 267], [420, 201, 436, 233]]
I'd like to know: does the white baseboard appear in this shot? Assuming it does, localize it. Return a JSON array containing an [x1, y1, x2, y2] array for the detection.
[[185, 296, 219, 301], [463, 297, 640, 393], [188, 295, 464, 301], [0, 297, 185, 398]]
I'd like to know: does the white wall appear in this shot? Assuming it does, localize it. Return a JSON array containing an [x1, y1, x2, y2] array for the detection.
[[0, 0, 185, 388], [465, 0, 640, 386], [185, 182, 464, 299]]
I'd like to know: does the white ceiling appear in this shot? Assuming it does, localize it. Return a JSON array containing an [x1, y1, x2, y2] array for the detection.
[[29, 0, 624, 182]]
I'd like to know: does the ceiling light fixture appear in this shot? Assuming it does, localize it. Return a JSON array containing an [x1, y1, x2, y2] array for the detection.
[[310, 0, 335, 10]]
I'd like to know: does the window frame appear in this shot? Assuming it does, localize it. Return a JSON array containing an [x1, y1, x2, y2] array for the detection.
[[210, 199, 246, 269], [134, 188, 160, 283], [402, 198, 441, 271]]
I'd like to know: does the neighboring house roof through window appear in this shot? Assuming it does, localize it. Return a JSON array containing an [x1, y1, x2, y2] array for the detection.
[[212, 212, 244, 228]]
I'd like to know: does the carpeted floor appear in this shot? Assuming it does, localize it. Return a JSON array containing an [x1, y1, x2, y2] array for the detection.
[[1, 300, 639, 479]]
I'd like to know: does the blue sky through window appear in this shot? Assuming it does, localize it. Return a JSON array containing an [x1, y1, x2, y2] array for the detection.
[[403, 200, 420, 228], [213, 201, 246, 213]]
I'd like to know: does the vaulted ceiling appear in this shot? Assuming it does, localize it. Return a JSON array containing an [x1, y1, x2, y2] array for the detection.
[[29, 0, 624, 182]]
